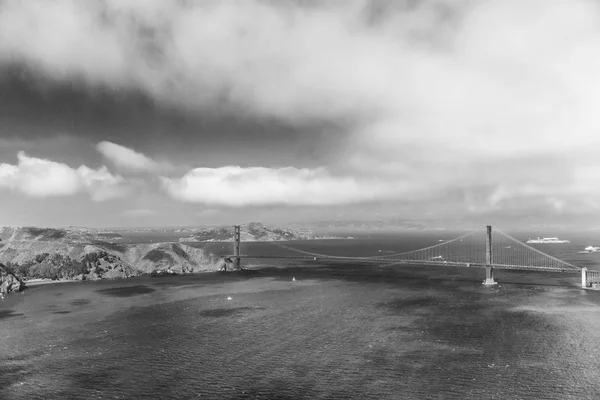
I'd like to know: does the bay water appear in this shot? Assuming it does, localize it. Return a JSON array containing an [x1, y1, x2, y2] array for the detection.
[[2, 231, 600, 399]]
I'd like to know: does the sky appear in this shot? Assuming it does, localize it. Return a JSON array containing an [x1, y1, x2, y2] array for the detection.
[[1, 0, 600, 229]]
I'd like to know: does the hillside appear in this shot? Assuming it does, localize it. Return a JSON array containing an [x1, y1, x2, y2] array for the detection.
[[179, 222, 345, 242], [0, 227, 227, 283]]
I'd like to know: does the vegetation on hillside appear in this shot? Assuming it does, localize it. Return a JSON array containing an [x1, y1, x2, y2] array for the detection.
[[0, 225, 246, 284], [4, 251, 131, 281]]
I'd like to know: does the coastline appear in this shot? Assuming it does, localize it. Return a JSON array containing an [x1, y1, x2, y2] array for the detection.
[[23, 278, 81, 287], [20, 268, 239, 287]]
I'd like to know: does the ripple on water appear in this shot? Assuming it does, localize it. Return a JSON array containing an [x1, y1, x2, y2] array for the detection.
[[69, 299, 90, 306], [0, 309, 24, 320], [199, 307, 265, 318], [95, 285, 156, 297]]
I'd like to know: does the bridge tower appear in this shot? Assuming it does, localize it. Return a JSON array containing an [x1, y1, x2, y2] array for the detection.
[[483, 225, 497, 285], [233, 225, 241, 270]]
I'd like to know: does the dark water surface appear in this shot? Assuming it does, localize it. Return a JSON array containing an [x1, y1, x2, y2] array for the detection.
[[2, 233, 600, 399]]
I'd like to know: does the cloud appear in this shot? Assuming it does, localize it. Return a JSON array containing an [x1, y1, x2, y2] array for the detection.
[[78, 165, 132, 201], [0, 151, 129, 200], [161, 165, 408, 207], [96, 141, 167, 172], [2, 1, 600, 219]]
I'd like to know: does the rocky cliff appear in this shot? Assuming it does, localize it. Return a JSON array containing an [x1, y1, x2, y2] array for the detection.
[[118, 242, 224, 273], [0, 263, 26, 294]]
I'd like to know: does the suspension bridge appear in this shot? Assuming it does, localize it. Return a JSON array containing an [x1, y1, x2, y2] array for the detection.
[[224, 225, 598, 288]]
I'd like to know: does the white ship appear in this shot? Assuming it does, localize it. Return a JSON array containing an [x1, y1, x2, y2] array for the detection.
[[581, 246, 600, 253], [526, 237, 570, 244]]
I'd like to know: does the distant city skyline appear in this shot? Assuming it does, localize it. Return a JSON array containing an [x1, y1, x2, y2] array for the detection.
[[2, 0, 600, 229]]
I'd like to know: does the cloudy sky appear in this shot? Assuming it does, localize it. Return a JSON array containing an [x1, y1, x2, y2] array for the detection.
[[1, 0, 600, 228]]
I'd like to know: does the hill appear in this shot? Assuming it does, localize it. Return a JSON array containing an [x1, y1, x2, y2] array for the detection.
[[0, 227, 227, 283], [179, 222, 345, 242]]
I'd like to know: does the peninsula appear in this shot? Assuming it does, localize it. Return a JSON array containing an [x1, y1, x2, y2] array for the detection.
[[0, 222, 351, 293], [0, 226, 224, 289]]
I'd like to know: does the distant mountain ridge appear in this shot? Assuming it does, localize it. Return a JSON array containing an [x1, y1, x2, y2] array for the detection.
[[287, 220, 429, 230], [179, 222, 346, 242], [0, 226, 121, 244]]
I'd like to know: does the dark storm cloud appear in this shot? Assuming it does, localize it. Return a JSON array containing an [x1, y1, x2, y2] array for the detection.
[[0, 65, 344, 169]]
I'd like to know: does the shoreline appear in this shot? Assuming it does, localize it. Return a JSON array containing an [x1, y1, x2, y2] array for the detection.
[[24, 278, 81, 287], [20, 268, 244, 287]]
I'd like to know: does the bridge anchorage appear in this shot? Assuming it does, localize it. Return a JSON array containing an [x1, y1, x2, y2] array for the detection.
[[582, 268, 600, 289], [227, 225, 590, 288]]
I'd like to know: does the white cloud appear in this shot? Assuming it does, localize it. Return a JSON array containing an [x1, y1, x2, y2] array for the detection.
[[96, 141, 166, 172], [78, 165, 132, 201], [0, 151, 128, 200], [0, 152, 80, 196], [161, 166, 408, 207]]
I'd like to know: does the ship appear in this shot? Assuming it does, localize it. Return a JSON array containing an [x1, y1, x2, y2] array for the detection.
[[526, 237, 570, 244], [581, 246, 600, 253]]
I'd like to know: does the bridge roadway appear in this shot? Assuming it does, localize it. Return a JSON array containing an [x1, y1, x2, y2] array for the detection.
[[225, 255, 580, 274]]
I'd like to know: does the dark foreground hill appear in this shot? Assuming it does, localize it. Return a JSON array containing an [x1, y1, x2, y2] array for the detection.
[[0, 227, 227, 283]]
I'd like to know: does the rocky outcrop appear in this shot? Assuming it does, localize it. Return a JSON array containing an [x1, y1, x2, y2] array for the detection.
[[122, 242, 224, 274], [150, 269, 179, 277], [0, 263, 26, 294]]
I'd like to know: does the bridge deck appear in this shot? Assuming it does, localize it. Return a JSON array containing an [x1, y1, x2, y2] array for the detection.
[[224, 255, 580, 274]]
